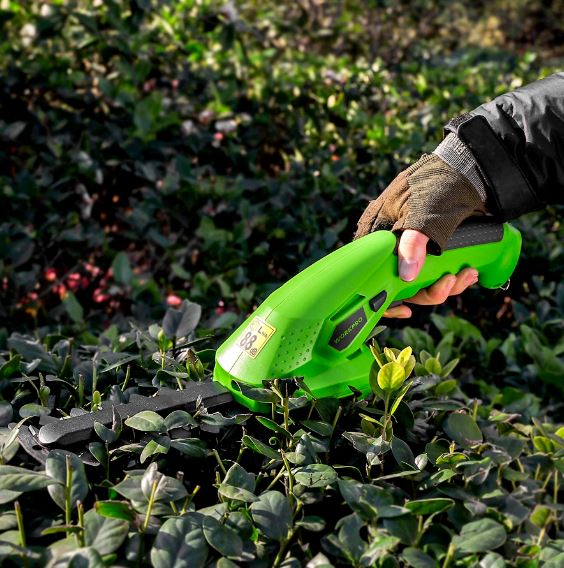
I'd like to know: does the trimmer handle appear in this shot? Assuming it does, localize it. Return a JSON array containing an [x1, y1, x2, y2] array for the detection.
[[394, 217, 522, 302]]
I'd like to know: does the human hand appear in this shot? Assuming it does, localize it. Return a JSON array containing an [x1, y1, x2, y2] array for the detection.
[[382, 229, 479, 318], [354, 153, 488, 318]]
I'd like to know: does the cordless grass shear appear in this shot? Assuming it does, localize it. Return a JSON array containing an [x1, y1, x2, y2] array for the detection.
[[18, 217, 521, 457]]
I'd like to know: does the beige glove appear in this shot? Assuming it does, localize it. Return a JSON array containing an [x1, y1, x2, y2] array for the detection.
[[354, 154, 488, 253]]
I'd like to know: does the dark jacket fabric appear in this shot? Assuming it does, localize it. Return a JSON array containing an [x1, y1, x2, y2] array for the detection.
[[445, 72, 564, 219]]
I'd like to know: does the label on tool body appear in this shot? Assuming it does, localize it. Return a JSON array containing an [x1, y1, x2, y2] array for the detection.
[[236, 317, 276, 358]]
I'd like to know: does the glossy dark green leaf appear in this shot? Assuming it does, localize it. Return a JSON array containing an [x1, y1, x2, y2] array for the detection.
[[223, 463, 255, 492], [84, 509, 129, 555], [50, 547, 104, 568], [151, 515, 208, 568], [402, 547, 437, 568], [125, 411, 165, 432], [242, 435, 280, 460], [295, 464, 338, 488], [0, 465, 58, 492], [164, 410, 197, 430], [202, 514, 243, 557], [443, 413, 483, 447], [452, 518, 506, 553], [250, 491, 292, 541], [217, 484, 258, 503], [170, 438, 207, 459], [46, 450, 89, 511]]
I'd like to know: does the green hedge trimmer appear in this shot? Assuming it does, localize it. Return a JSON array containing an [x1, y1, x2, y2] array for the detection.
[[18, 218, 521, 460]]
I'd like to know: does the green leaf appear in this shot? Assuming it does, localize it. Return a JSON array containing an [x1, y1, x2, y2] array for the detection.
[[377, 362, 406, 391], [256, 416, 292, 438], [424, 357, 442, 375], [95, 500, 136, 522], [300, 420, 333, 437], [217, 484, 258, 503], [250, 490, 292, 541], [19, 403, 49, 418], [125, 411, 165, 432], [50, 547, 104, 568], [360, 532, 400, 564], [164, 410, 197, 430], [390, 380, 413, 416], [391, 437, 415, 468], [140, 436, 171, 463], [202, 514, 243, 557], [94, 422, 116, 444], [223, 463, 255, 492], [0, 465, 58, 492], [112, 252, 133, 285], [383, 515, 419, 545], [435, 379, 457, 396], [443, 413, 483, 447], [151, 515, 208, 568], [62, 291, 84, 323], [84, 509, 129, 555], [405, 498, 454, 515], [402, 547, 437, 568], [0, 356, 20, 380], [295, 464, 338, 488], [162, 300, 202, 339], [235, 382, 278, 403], [170, 438, 208, 459], [530, 504, 551, 527], [242, 435, 281, 460], [46, 450, 89, 511], [452, 518, 506, 554], [533, 436, 555, 453]]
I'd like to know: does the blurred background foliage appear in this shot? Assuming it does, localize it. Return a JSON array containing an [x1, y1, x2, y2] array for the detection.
[[0, 0, 562, 358]]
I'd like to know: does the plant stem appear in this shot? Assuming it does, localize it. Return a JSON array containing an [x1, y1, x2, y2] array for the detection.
[[15, 501, 26, 547], [77, 500, 85, 547], [442, 543, 456, 568], [266, 466, 286, 491], [65, 454, 73, 527], [121, 365, 131, 391], [281, 452, 295, 508], [142, 479, 159, 532], [14, 501, 28, 568], [212, 449, 227, 476], [181, 485, 200, 515]]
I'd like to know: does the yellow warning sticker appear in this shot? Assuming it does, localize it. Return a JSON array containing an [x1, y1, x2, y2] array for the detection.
[[236, 317, 276, 359]]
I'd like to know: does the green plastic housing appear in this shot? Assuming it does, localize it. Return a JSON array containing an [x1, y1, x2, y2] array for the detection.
[[214, 222, 521, 410]]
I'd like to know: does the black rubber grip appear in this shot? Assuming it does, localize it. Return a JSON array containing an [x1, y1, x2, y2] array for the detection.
[[444, 217, 504, 251]]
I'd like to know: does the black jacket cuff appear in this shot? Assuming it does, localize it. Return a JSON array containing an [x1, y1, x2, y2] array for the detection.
[[444, 113, 541, 219]]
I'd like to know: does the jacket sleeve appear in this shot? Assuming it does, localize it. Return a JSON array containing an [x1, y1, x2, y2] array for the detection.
[[444, 72, 564, 219]]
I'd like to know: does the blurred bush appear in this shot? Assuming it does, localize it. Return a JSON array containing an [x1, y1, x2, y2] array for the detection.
[[0, 0, 561, 339]]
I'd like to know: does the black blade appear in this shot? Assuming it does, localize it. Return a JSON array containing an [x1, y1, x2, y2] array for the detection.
[[37, 380, 232, 446]]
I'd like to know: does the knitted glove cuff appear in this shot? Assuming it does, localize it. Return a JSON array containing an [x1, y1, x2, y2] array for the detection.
[[433, 133, 489, 203]]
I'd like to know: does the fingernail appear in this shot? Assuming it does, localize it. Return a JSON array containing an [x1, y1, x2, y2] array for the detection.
[[399, 259, 419, 282]]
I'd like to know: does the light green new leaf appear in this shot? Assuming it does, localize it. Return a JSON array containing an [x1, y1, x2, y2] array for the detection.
[[377, 362, 406, 392]]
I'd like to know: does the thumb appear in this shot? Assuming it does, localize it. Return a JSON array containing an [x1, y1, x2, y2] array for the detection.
[[398, 229, 429, 282]]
